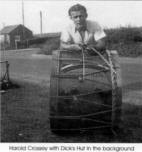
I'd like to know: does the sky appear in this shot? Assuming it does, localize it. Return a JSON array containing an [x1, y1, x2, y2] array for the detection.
[[0, 0, 142, 34]]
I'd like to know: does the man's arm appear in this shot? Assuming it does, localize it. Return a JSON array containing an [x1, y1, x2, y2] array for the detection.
[[60, 37, 106, 52], [60, 41, 82, 51], [95, 37, 106, 51], [88, 37, 106, 52]]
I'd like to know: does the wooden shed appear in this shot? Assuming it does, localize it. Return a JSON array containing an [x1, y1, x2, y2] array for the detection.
[[0, 24, 33, 50]]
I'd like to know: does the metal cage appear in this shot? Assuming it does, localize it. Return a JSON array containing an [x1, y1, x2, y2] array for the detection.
[[49, 48, 122, 133]]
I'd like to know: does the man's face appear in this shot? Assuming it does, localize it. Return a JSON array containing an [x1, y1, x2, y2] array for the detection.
[[70, 10, 87, 30]]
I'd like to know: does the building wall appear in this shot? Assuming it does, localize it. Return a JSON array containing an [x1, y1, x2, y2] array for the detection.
[[9, 25, 33, 49], [0, 35, 5, 43]]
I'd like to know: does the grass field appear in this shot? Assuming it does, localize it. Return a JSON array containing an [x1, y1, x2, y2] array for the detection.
[[1, 49, 142, 142]]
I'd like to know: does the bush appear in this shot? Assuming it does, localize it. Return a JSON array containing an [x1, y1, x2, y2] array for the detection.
[[105, 27, 142, 57]]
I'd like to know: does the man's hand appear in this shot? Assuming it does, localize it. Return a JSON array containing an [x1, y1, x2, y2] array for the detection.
[[71, 44, 82, 51], [60, 41, 82, 51]]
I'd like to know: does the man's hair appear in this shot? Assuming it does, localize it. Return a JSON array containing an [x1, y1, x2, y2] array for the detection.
[[68, 4, 87, 16]]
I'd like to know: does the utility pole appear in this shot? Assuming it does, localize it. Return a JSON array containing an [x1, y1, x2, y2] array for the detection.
[[40, 11, 43, 35], [22, 0, 25, 26], [22, 0, 25, 40]]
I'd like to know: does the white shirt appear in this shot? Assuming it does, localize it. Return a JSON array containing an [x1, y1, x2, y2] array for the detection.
[[60, 20, 106, 45]]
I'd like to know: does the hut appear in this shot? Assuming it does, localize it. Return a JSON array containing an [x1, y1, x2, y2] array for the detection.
[[0, 24, 33, 50]]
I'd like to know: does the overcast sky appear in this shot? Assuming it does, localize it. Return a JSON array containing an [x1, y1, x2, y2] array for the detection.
[[0, 0, 142, 34]]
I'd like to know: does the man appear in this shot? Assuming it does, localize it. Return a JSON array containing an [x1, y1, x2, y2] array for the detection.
[[60, 4, 106, 52]]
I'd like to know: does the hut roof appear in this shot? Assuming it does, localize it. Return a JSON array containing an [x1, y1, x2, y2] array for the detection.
[[0, 25, 20, 34], [0, 24, 32, 35]]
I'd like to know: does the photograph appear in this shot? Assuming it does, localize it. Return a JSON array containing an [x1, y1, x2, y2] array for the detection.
[[0, 0, 142, 144]]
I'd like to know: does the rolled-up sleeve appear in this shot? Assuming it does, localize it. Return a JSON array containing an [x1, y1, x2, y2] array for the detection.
[[60, 27, 72, 43], [93, 22, 106, 41]]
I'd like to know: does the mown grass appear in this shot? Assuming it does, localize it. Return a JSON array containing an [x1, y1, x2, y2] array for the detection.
[[1, 79, 50, 142]]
